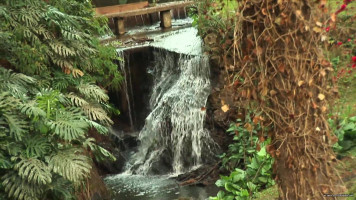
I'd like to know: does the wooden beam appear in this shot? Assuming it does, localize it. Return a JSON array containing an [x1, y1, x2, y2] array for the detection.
[[114, 17, 125, 35], [160, 10, 172, 28], [95, 1, 149, 16], [95, 1, 194, 19]]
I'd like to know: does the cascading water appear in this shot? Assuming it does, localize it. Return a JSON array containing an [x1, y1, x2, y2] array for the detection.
[[126, 49, 216, 175], [106, 27, 220, 200], [118, 51, 135, 130]]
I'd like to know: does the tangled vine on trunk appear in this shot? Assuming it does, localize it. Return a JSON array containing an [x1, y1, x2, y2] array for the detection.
[[232, 0, 345, 199], [197, 0, 347, 199]]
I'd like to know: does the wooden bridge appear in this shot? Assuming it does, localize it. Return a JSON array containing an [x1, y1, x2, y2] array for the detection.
[[95, 1, 194, 35]]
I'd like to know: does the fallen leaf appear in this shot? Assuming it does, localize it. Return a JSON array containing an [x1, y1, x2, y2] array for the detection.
[[253, 116, 260, 124], [321, 60, 331, 67], [318, 93, 325, 100], [331, 13, 336, 22], [316, 127, 321, 131], [270, 90, 277, 96], [254, 46, 263, 56], [275, 17, 282, 25], [201, 107, 206, 111], [262, 8, 267, 15], [312, 102, 318, 109], [298, 80, 304, 87], [295, 10, 302, 18], [278, 63, 285, 73], [313, 27, 322, 33], [221, 104, 229, 112], [320, 69, 326, 77], [244, 123, 253, 132], [261, 87, 268, 96], [316, 21, 323, 27], [321, 106, 327, 112]]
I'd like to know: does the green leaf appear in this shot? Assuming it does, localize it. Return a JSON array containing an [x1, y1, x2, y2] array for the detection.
[[2, 172, 43, 200], [23, 136, 51, 158], [257, 146, 267, 157], [15, 158, 52, 185], [216, 179, 225, 187], [47, 108, 89, 141], [240, 189, 249, 197], [49, 148, 91, 185], [217, 190, 225, 198]]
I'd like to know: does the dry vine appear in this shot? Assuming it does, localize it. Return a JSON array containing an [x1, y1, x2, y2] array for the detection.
[[230, 0, 346, 199], [199, 0, 348, 199]]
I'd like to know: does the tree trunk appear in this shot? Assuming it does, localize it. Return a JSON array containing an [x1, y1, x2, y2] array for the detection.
[[233, 0, 346, 199]]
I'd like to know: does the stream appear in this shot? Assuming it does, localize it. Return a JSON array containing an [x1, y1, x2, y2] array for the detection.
[[104, 19, 220, 200]]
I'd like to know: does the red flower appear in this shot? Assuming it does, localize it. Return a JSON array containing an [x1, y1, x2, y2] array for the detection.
[[352, 56, 356, 63], [337, 42, 343, 46], [348, 39, 352, 42], [348, 70, 352, 74], [326, 27, 330, 32], [336, 4, 347, 14], [352, 64, 356, 69]]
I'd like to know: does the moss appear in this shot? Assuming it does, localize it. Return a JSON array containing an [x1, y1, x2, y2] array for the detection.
[[254, 185, 279, 200]]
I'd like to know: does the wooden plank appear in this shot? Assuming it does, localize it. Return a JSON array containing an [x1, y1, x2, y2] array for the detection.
[[96, 1, 194, 18], [95, 1, 149, 15]]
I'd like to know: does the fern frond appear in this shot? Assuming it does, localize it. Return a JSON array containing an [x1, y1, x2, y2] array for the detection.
[[94, 145, 116, 162], [46, 108, 89, 141], [85, 119, 108, 135], [49, 55, 74, 70], [31, 24, 53, 40], [4, 142, 24, 157], [45, 176, 74, 200], [76, 83, 109, 103], [14, 158, 52, 185], [0, 68, 36, 97], [82, 137, 96, 150], [0, 68, 36, 87], [35, 89, 61, 118], [1, 113, 28, 141], [82, 103, 113, 125], [0, 92, 20, 112], [81, 138, 115, 162], [49, 41, 76, 57], [2, 172, 43, 200], [48, 148, 91, 184], [0, 152, 12, 169], [23, 136, 51, 158], [20, 100, 46, 118], [101, 102, 120, 116], [66, 93, 88, 107]]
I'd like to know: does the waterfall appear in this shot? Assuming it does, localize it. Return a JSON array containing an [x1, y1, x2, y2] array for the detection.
[[118, 51, 134, 131], [126, 48, 216, 175]]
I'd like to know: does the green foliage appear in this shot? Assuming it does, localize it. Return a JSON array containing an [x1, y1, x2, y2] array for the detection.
[[220, 116, 261, 171], [329, 116, 356, 155], [0, 0, 121, 198], [211, 116, 275, 200], [194, 0, 237, 37], [49, 148, 91, 185], [0, 69, 117, 200]]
